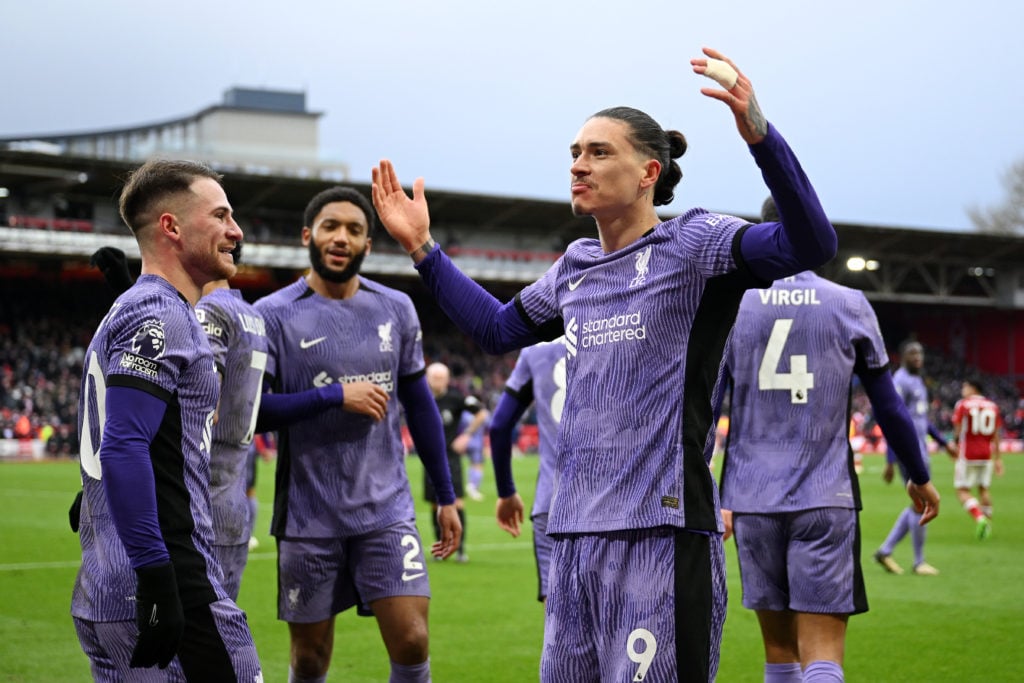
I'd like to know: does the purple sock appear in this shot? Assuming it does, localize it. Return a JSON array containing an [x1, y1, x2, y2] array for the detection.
[[765, 661, 803, 682], [908, 509, 926, 565], [803, 660, 843, 683], [469, 467, 483, 490], [390, 659, 430, 683], [879, 507, 911, 555]]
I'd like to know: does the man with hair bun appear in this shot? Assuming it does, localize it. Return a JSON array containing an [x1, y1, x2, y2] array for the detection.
[[372, 46, 838, 682]]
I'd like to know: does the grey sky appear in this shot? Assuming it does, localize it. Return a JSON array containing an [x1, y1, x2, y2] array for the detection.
[[3, 1, 1019, 231]]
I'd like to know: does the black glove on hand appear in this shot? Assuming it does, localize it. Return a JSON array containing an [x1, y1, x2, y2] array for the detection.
[[129, 562, 185, 669], [68, 490, 83, 532], [89, 246, 134, 294]]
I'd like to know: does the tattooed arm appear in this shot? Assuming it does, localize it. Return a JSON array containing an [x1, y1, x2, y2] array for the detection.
[[691, 46, 768, 144]]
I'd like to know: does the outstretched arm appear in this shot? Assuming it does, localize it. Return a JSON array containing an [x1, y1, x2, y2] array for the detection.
[[372, 160, 434, 260], [859, 368, 940, 524], [737, 125, 838, 280], [691, 48, 837, 280], [691, 46, 766, 145], [372, 159, 542, 354]]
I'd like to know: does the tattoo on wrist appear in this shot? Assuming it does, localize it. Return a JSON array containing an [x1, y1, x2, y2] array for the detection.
[[746, 95, 768, 138], [409, 238, 436, 261]]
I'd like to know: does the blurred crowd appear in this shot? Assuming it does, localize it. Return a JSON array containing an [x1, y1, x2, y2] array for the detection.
[[849, 352, 1024, 449], [0, 280, 522, 457], [3, 280, 1022, 457], [0, 298, 101, 457]]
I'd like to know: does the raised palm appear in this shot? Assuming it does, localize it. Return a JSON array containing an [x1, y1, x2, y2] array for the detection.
[[371, 160, 431, 251]]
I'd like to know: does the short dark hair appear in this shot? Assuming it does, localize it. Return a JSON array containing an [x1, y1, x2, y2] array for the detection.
[[303, 187, 376, 237], [590, 107, 687, 206], [963, 375, 985, 395], [760, 196, 780, 222], [899, 340, 923, 356], [118, 159, 223, 233]]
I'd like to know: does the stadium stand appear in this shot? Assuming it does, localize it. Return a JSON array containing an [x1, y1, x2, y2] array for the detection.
[[2, 86, 1022, 459]]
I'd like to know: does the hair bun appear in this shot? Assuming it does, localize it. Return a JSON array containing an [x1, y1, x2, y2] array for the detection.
[[667, 130, 687, 159]]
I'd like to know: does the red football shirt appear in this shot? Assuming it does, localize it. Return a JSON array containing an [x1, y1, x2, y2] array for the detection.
[[952, 395, 1002, 460]]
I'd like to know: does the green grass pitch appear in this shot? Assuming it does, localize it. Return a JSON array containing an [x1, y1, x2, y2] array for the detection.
[[1, 454, 1021, 681]]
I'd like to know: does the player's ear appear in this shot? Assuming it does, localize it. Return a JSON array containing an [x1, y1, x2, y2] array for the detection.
[[301, 225, 312, 246], [640, 158, 661, 192], [158, 213, 181, 241], [365, 237, 373, 256]]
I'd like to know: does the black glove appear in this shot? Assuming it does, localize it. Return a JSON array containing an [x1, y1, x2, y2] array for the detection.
[[90, 246, 134, 294], [68, 490, 83, 532], [129, 562, 185, 669]]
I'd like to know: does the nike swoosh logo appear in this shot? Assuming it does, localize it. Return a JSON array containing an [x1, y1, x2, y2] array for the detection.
[[402, 571, 425, 582], [568, 274, 587, 291], [300, 336, 327, 349]]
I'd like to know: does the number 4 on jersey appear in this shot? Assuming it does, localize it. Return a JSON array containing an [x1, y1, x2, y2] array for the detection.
[[758, 318, 814, 404]]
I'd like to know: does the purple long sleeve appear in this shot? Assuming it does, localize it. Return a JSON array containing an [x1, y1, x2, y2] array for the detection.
[[489, 391, 531, 498], [858, 368, 931, 485], [415, 248, 541, 354], [256, 384, 344, 433], [101, 385, 170, 569], [927, 423, 949, 448], [398, 375, 456, 505], [740, 124, 838, 281]]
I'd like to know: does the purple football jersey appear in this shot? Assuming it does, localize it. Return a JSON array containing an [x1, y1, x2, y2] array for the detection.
[[255, 276, 425, 538], [196, 288, 269, 546], [503, 338, 566, 517], [517, 209, 757, 534], [73, 275, 225, 621], [721, 271, 890, 512], [890, 367, 930, 464]]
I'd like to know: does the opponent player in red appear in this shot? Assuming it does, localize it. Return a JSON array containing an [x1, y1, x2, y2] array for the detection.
[[951, 377, 1004, 539]]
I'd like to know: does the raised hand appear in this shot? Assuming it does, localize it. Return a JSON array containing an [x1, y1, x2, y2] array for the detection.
[[691, 46, 767, 145], [90, 245, 134, 294], [371, 160, 433, 255]]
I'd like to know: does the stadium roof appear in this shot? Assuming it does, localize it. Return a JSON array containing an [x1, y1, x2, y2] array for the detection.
[[3, 148, 1024, 306]]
